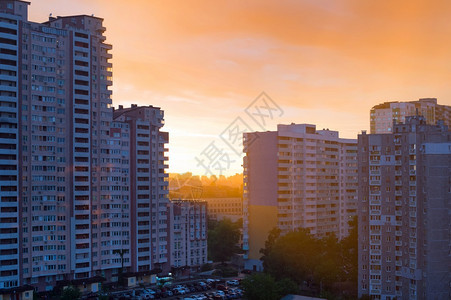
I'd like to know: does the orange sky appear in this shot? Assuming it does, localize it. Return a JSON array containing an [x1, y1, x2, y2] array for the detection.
[[29, 0, 451, 175]]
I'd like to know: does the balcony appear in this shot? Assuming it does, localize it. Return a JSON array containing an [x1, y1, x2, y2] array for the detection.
[[395, 190, 402, 196], [395, 231, 402, 236], [395, 200, 402, 206], [395, 240, 402, 246], [369, 270, 381, 276], [370, 259, 381, 265], [395, 250, 402, 257], [370, 279, 381, 285], [395, 180, 402, 186]]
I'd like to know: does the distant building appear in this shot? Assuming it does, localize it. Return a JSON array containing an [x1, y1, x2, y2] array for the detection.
[[243, 124, 358, 271], [358, 116, 450, 299], [370, 98, 451, 134], [168, 200, 208, 277], [203, 197, 243, 222]]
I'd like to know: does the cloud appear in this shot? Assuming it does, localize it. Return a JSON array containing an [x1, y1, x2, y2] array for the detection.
[[30, 0, 451, 174]]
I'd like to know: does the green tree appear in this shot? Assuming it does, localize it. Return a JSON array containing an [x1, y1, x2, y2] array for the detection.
[[259, 219, 359, 298], [241, 273, 279, 300], [339, 216, 359, 297], [275, 278, 299, 298], [208, 218, 241, 263], [242, 273, 298, 300], [341, 216, 358, 282], [260, 228, 321, 283], [60, 286, 81, 300]]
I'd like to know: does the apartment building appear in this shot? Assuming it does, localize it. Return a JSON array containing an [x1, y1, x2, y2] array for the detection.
[[113, 105, 170, 274], [0, 1, 172, 292], [358, 116, 450, 299], [242, 124, 358, 271], [168, 200, 208, 277], [370, 98, 451, 134]]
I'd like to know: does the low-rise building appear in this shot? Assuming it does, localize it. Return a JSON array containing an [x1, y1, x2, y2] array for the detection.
[[203, 197, 243, 222], [168, 200, 208, 277]]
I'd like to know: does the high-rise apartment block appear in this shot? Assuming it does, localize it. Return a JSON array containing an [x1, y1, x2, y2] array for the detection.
[[113, 105, 170, 275], [167, 200, 208, 276], [0, 1, 176, 292], [358, 116, 450, 299], [242, 124, 358, 271], [370, 98, 451, 134]]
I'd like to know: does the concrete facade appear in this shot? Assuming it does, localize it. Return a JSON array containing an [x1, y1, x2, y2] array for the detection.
[[0, 2, 173, 292], [168, 200, 208, 276], [370, 98, 451, 134], [242, 124, 358, 270], [203, 197, 242, 222], [358, 116, 451, 299]]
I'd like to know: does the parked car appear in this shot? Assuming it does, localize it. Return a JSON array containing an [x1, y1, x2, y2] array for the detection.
[[226, 280, 239, 286], [161, 290, 173, 298], [216, 285, 227, 291], [173, 287, 186, 295]]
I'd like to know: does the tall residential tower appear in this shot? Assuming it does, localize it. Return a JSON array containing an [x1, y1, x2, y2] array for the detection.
[[243, 124, 358, 271], [358, 116, 450, 299], [0, 2, 173, 292]]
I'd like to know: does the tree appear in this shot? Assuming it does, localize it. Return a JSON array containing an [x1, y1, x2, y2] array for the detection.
[[241, 273, 279, 300], [341, 216, 358, 283], [113, 249, 128, 286], [208, 218, 241, 263], [259, 219, 359, 298], [275, 278, 300, 298], [339, 215, 359, 297], [60, 286, 81, 300], [242, 273, 299, 300], [260, 228, 321, 283]]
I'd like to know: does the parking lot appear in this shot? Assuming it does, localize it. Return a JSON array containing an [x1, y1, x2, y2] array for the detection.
[[105, 278, 243, 300]]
